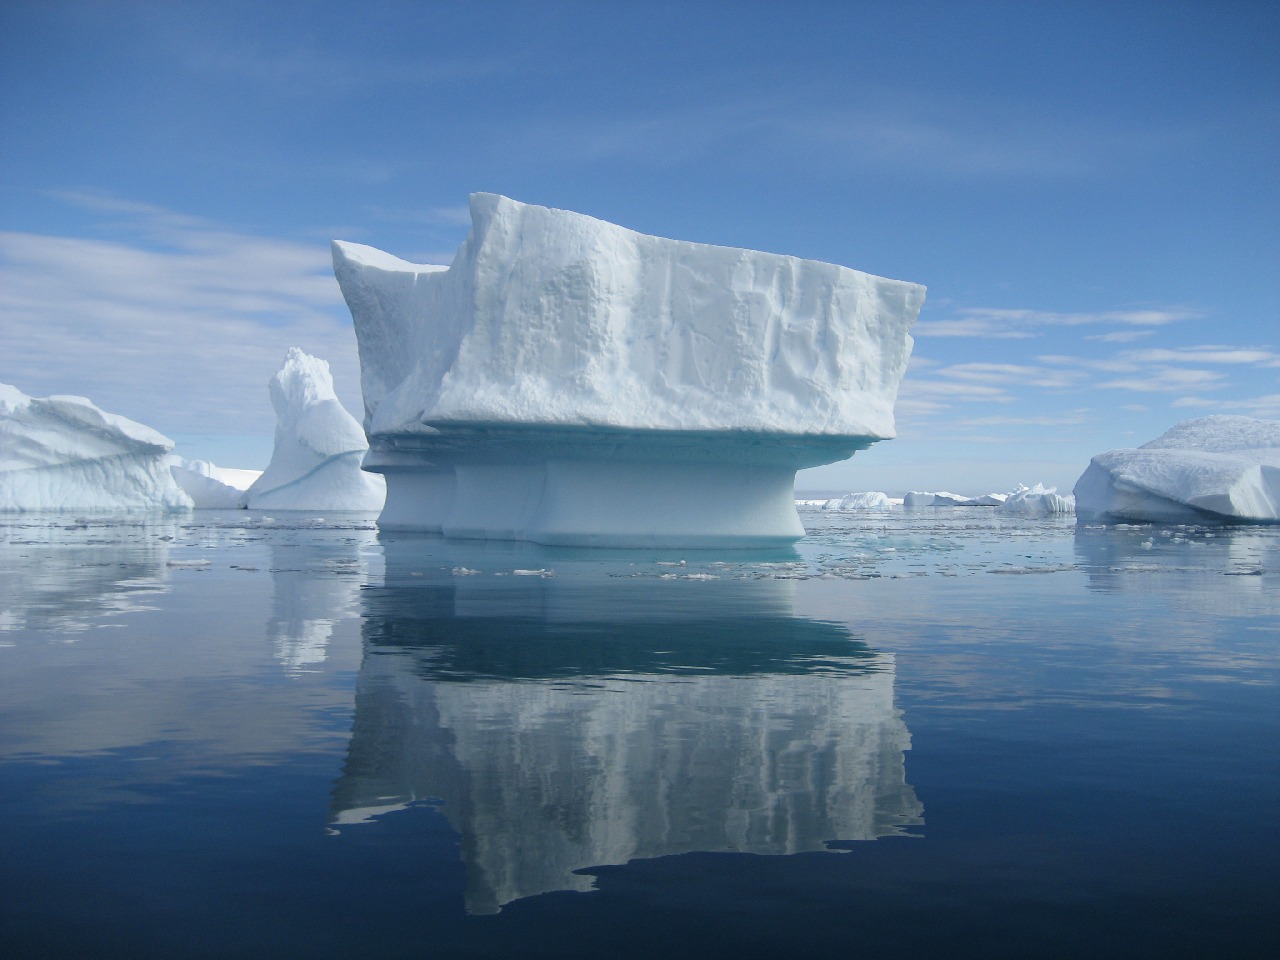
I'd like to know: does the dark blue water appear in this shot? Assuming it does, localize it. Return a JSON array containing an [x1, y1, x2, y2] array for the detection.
[[1, 509, 1276, 959]]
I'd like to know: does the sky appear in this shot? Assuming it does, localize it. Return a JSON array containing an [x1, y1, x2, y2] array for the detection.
[[1, 0, 1276, 495]]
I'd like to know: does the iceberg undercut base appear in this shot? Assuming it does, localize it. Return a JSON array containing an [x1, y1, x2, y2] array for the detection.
[[367, 424, 875, 548]]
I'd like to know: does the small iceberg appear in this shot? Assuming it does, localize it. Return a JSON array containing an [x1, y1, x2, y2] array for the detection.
[[1074, 416, 1280, 522]]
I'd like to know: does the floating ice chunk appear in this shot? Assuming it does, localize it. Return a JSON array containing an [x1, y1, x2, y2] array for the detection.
[[0, 381, 192, 512], [1074, 416, 1280, 522], [996, 483, 1075, 516], [242, 349, 386, 511], [333, 195, 924, 546]]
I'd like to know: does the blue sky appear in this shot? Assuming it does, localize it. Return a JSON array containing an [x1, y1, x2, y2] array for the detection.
[[2, 0, 1276, 494]]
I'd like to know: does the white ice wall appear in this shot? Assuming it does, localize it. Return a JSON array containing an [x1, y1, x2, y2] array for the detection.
[[334, 194, 924, 439], [1, 382, 191, 512], [1075, 416, 1280, 522]]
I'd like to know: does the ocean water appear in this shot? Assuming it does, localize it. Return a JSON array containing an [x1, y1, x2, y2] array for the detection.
[[1, 508, 1276, 959]]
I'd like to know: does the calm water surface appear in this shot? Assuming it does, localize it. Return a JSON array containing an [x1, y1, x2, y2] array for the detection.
[[1, 508, 1277, 959]]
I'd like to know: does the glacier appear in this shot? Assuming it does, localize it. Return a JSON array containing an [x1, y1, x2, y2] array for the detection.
[[241, 349, 386, 511], [1074, 416, 1280, 522], [333, 194, 925, 546], [1, 382, 192, 512]]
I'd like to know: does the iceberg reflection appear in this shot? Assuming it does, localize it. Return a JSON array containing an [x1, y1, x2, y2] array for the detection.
[[332, 536, 922, 914], [0, 515, 178, 636]]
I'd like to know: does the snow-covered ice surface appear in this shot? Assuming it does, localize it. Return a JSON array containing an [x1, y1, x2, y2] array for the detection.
[[242, 349, 386, 511], [1075, 416, 1280, 523], [333, 194, 924, 547], [0, 382, 191, 512]]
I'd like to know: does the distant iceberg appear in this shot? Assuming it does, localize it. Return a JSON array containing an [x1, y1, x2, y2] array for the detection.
[[333, 194, 925, 546], [1074, 416, 1280, 522], [242, 349, 386, 511], [812, 485, 1073, 514], [996, 483, 1074, 516], [0, 381, 191, 512], [904, 490, 1008, 507], [820, 491, 898, 510]]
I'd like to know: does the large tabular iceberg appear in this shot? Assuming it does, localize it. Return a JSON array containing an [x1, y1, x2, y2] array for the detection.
[[1074, 416, 1280, 522], [333, 194, 925, 546], [242, 349, 386, 511], [1, 382, 191, 512]]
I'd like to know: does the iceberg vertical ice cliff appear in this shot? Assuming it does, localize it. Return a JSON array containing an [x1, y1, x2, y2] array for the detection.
[[0, 382, 191, 512], [242, 349, 385, 511], [1075, 416, 1280, 523], [333, 194, 925, 546]]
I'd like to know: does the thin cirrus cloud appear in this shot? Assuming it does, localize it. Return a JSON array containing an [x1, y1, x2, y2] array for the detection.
[[0, 198, 361, 437], [934, 362, 1087, 389], [913, 306, 1200, 339], [1095, 367, 1226, 393], [1118, 346, 1280, 366], [1172, 394, 1280, 416]]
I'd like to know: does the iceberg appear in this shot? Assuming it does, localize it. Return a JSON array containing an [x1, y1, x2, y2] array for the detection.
[[241, 349, 386, 511], [0, 382, 191, 512], [904, 490, 1006, 507], [333, 194, 925, 546], [822, 491, 897, 510], [170, 458, 261, 509], [996, 483, 1075, 516], [1074, 416, 1280, 522]]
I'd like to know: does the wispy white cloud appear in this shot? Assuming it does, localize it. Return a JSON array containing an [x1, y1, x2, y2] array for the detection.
[[955, 412, 1091, 428], [1096, 368, 1225, 392], [898, 379, 1013, 402], [1085, 329, 1156, 343], [0, 198, 361, 447], [936, 362, 1087, 389], [915, 306, 1199, 339], [1119, 345, 1279, 365], [1172, 393, 1280, 417]]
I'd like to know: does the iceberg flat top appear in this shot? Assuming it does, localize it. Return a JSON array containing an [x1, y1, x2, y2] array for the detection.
[[1139, 415, 1280, 456], [334, 194, 925, 439]]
